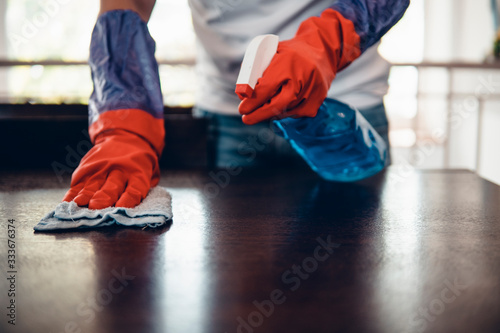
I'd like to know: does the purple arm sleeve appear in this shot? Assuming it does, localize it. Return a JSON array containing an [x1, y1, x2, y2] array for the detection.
[[330, 0, 410, 52], [88, 10, 164, 125]]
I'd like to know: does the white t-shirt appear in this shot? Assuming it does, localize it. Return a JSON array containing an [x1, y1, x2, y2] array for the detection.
[[188, 0, 391, 114]]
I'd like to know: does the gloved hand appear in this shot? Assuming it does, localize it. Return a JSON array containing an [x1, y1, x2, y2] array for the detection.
[[64, 10, 166, 210], [63, 129, 160, 209], [238, 9, 361, 125]]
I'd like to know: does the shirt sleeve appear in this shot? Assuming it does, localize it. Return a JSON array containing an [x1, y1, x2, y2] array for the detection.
[[330, 0, 410, 52]]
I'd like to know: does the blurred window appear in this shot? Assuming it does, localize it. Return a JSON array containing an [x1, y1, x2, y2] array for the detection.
[[0, 0, 196, 106]]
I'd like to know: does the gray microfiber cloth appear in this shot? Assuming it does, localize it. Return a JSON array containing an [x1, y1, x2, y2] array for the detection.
[[34, 187, 172, 231]]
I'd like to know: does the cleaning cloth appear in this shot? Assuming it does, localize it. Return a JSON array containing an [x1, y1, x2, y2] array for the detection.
[[35, 187, 172, 231]]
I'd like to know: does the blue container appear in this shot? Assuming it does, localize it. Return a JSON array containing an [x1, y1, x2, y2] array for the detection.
[[273, 98, 388, 182]]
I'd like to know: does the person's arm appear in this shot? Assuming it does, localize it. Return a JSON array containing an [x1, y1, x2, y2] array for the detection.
[[99, 0, 156, 21], [63, 0, 164, 209], [238, 0, 410, 125]]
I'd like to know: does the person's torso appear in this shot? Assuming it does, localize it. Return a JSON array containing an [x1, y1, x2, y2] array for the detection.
[[188, 0, 391, 114]]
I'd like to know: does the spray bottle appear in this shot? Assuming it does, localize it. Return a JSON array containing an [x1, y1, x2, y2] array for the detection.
[[236, 35, 388, 182]]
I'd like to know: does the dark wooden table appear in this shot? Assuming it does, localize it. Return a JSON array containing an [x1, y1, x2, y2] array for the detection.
[[0, 168, 499, 333]]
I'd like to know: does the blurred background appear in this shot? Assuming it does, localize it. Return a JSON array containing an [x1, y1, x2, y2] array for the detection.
[[0, 0, 499, 185]]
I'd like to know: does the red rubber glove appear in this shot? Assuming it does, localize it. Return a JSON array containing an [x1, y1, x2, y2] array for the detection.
[[62, 129, 160, 209], [238, 9, 361, 125]]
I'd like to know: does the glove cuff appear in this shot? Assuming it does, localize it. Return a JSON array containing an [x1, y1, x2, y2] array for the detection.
[[87, 10, 165, 157], [89, 109, 165, 156]]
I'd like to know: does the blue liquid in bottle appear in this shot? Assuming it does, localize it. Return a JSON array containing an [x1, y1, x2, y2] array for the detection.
[[273, 98, 387, 182]]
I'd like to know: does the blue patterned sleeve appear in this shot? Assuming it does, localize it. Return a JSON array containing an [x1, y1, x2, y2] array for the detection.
[[88, 10, 164, 125], [330, 0, 410, 52]]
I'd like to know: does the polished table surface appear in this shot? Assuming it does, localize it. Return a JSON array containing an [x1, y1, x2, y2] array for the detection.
[[0, 168, 499, 333]]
